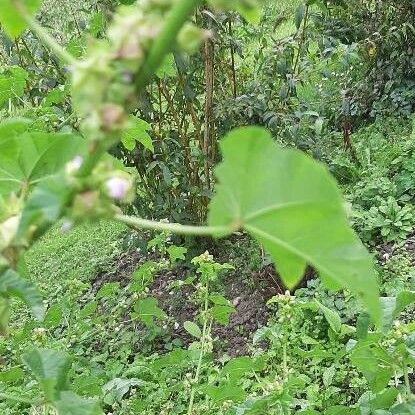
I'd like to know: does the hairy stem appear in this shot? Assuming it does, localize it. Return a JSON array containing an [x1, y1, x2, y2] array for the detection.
[[187, 283, 210, 415], [115, 214, 234, 236], [136, 0, 202, 91]]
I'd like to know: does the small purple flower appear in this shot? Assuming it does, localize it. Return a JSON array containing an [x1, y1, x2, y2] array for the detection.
[[106, 176, 131, 200]]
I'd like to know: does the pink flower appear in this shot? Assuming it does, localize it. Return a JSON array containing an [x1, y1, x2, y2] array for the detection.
[[65, 156, 83, 175], [106, 176, 131, 200]]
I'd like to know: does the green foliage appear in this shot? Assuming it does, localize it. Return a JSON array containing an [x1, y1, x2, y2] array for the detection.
[[0, 0, 414, 414], [209, 127, 380, 321], [0, 0, 40, 38]]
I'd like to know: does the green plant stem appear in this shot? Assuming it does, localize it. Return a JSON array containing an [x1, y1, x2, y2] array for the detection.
[[16, 2, 77, 66], [404, 365, 411, 399], [187, 284, 210, 415], [115, 214, 234, 236], [282, 341, 288, 382], [135, 0, 202, 91]]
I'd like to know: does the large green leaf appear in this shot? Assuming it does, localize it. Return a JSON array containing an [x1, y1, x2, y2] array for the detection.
[[350, 340, 394, 392], [22, 348, 71, 401], [208, 127, 380, 323], [0, 268, 44, 320], [0, 0, 41, 38], [54, 391, 102, 415], [0, 127, 87, 195]]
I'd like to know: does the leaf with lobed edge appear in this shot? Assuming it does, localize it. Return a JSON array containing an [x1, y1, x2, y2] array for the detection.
[[208, 127, 381, 324]]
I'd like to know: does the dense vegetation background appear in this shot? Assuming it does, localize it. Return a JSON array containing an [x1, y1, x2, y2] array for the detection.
[[1, 0, 415, 414]]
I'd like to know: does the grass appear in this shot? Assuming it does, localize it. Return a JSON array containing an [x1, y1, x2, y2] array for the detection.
[[24, 219, 127, 295]]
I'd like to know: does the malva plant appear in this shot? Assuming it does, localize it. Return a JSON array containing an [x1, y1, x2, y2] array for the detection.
[[0, 0, 382, 413]]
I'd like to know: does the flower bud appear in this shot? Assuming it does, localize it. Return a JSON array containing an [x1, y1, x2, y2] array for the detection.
[[105, 174, 134, 203], [65, 156, 83, 175]]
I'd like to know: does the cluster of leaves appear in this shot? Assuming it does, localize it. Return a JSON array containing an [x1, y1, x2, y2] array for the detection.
[[318, 0, 415, 120], [319, 118, 415, 245]]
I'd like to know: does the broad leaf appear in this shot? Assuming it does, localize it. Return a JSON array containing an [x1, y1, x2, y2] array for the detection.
[[167, 245, 187, 263], [221, 356, 265, 382], [0, 0, 41, 38], [0, 269, 44, 320], [0, 127, 87, 195], [22, 348, 71, 401], [205, 384, 246, 404], [350, 340, 394, 392], [54, 391, 102, 415], [133, 297, 166, 327], [156, 54, 176, 78], [183, 320, 202, 339], [211, 304, 235, 325], [102, 378, 144, 403], [208, 127, 380, 324], [121, 115, 153, 152], [17, 175, 72, 240], [380, 291, 415, 332]]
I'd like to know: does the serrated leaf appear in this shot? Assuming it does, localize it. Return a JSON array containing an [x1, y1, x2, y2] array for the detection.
[[121, 115, 153, 152], [54, 391, 102, 415], [0, 269, 44, 320], [183, 320, 201, 339], [208, 127, 380, 324], [0, 0, 41, 38], [22, 348, 71, 401]]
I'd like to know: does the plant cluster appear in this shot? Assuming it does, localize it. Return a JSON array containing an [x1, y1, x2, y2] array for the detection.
[[0, 0, 414, 414]]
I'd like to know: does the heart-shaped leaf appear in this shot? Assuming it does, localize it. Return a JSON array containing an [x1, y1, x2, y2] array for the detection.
[[208, 127, 380, 324]]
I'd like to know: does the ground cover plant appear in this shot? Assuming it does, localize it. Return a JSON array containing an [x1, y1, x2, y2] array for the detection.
[[0, 0, 414, 414]]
